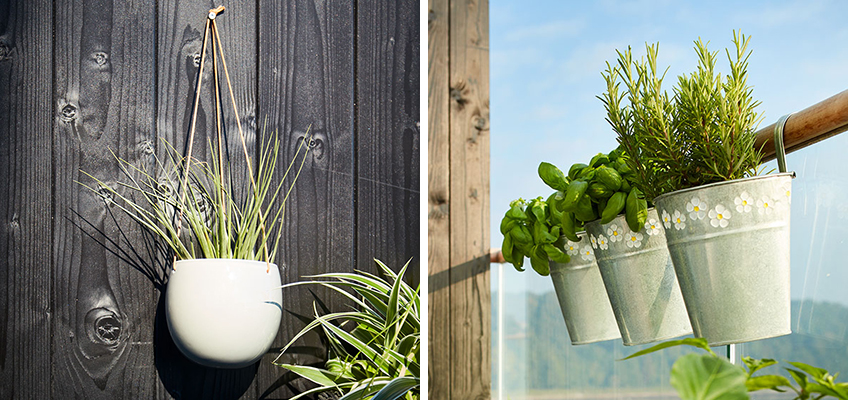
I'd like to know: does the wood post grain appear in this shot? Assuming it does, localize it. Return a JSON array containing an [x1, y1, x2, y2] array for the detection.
[[428, 0, 451, 398], [429, 0, 492, 398]]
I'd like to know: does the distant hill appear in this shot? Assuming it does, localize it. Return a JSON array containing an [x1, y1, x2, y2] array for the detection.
[[492, 291, 848, 394]]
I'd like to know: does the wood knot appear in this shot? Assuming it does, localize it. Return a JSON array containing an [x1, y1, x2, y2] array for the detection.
[[95, 314, 121, 343], [96, 183, 115, 206], [137, 139, 155, 155], [92, 51, 109, 66], [60, 104, 78, 122], [429, 192, 449, 219], [472, 116, 488, 131], [85, 308, 123, 345], [450, 82, 469, 109], [0, 37, 11, 62], [9, 213, 19, 230]]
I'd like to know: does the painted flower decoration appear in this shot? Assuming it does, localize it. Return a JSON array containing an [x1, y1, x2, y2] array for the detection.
[[672, 210, 686, 230], [581, 245, 594, 261], [735, 191, 753, 213], [597, 234, 609, 250], [590, 235, 598, 249], [709, 204, 732, 228], [565, 240, 580, 256], [687, 197, 707, 220], [625, 231, 644, 248], [781, 181, 792, 204], [644, 218, 661, 236], [607, 224, 623, 243], [662, 210, 672, 229], [757, 196, 774, 215]]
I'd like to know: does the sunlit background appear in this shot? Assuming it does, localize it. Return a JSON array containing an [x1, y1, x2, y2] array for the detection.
[[489, 0, 848, 398]]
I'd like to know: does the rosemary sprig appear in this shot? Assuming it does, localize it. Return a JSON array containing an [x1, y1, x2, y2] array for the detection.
[[600, 31, 766, 201]]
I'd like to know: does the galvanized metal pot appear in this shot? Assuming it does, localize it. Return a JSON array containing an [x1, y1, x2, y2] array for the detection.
[[166, 259, 283, 368], [549, 232, 621, 345], [584, 209, 693, 346], [653, 173, 793, 346]]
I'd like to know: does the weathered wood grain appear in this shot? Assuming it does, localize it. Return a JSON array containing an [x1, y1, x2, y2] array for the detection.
[[155, 1, 260, 398], [355, 0, 421, 285], [448, 0, 491, 399], [427, 0, 452, 398], [52, 0, 160, 396], [0, 0, 54, 397], [256, 0, 356, 397]]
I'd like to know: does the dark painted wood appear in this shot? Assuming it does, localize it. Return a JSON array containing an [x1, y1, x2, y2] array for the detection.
[[355, 0, 420, 285], [52, 0, 160, 397], [257, 1, 356, 397], [0, 0, 53, 397]]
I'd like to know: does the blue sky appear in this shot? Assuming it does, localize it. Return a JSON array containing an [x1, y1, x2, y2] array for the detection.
[[489, 0, 848, 296]]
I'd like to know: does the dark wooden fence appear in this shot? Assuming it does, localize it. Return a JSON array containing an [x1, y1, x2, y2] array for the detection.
[[0, 0, 419, 398]]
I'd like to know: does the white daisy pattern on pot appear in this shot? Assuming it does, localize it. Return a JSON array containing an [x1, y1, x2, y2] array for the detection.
[[597, 235, 609, 250], [708, 204, 732, 228], [590, 235, 598, 249], [662, 210, 672, 229], [687, 197, 707, 220], [565, 240, 580, 256], [581, 245, 594, 261], [644, 218, 661, 236], [757, 196, 774, 215], [607, 224, 623, 243], [734, 191, 753, 213], [781, 181, 792, 204], [672, 210, 686, 230], [625, 231, 644, 248]]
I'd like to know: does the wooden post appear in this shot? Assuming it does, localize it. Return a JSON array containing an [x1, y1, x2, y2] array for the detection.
[[429, 0, 491, 398]]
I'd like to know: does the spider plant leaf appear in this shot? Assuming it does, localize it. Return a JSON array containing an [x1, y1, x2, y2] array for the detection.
[[338, 379, 390, 400], [385, 262, 407, 337], [371, 377, 420, 400], [276, 364, 349, 387]]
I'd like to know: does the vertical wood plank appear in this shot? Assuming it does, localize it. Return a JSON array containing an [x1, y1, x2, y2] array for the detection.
[[256, 1, 355, 397], [427, 0, 452, 398], [0, 0, 53, 397], [355, 0, 421, 283], [449, 0, 491, 399], [52, 0, 160, 397], [154, 1, 259, 398]]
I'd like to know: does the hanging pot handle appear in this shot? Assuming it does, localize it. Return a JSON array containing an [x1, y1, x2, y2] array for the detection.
[[773, 114, 791, 173]]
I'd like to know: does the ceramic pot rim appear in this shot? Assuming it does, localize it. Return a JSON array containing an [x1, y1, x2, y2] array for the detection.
[[172, 258, 279, 271], [654, 172, 795, 204]]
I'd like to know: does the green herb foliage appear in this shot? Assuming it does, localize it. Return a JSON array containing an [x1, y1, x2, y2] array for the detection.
[[79, 129, 309, 263], [624, 338, 848, 400], [275, 260, 420, 400], [600, 31, 766, 201], [539, 147, 649, 236], [499, 197, 570, 276]]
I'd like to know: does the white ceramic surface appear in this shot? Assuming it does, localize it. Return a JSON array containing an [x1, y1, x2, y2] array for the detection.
[[166, 259, 283, 368]]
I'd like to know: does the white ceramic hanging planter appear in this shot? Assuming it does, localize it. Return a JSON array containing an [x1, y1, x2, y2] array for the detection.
[[166, 259, 283, 368]]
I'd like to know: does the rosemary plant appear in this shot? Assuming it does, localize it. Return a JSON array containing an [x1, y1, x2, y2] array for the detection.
[[600, 31, 766, 201], [79, 130, 309, 264]]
